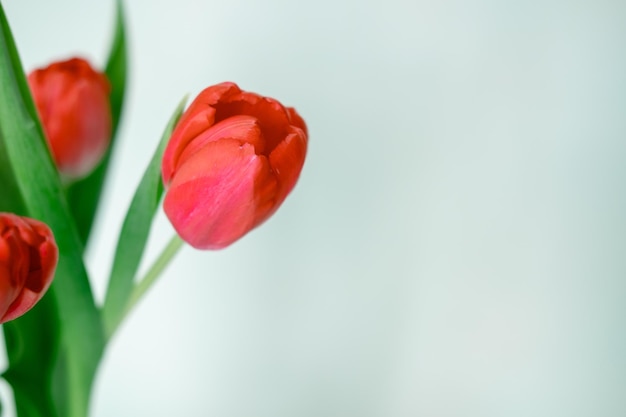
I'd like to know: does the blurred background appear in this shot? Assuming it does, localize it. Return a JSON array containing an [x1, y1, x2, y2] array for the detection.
[[3, 0, 626, 416]]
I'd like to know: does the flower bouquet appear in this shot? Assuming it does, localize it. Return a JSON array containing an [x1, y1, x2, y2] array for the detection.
[[0, 1, 308, 416]]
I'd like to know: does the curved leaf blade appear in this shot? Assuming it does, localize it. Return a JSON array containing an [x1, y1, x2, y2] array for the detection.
[[66, 0, 128, 247], [102, 97, 186, 339], [0, 4, 105, 417]]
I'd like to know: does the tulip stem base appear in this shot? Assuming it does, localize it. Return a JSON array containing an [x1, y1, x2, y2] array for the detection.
[[126, 234, 184, 317]]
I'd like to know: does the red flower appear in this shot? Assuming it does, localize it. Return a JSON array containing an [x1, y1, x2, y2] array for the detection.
[[162, 82, 308, 249], [28, 57, 112, 179], [0, 213, 58, 324]]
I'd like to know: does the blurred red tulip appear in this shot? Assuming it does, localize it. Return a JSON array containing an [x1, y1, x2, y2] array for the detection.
[[162, 82, 308, 249], [0, 213, 58, 324], [28, 57, 112, 179]]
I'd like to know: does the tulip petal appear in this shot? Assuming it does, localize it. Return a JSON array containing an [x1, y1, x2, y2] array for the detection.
[[0, 213, 57, 323], [1, 287, 40, 323], [286, 107, 308, 136], [177, 115, 264, 170], [1, 226, 30, 288], [0, 263, 19, 320], [164, 139, 277, 249], [215, 92, 293, 154], [161, 83, 308, 250], [28, 57, 112, 179], [269, 126, 308, 208], [162, 82, 241, 184], [1, 242, 56, 322]]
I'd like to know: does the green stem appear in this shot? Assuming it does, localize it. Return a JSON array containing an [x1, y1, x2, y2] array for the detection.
[[125, 235, 184, 319]]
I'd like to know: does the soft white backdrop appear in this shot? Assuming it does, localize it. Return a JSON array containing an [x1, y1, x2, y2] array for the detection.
[[3, 0, 626, 416]]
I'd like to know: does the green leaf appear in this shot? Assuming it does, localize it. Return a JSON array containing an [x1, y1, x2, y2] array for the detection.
[[3, 295, 61, 417], [104, 0, 127, 134], [66, 0, 128, 248], [0, 135, 24, 213], [0, 6, 61, 417], [102, 97, 186, 339], [0, 4, 105, 417]]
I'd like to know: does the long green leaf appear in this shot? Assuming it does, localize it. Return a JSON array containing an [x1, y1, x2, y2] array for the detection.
[[3, 296, 61, 417], [0, 135, 24, 213], [102, 97, 186, 339], [66, 0, 127, 247], [0, 4, 105, 417], [0, 74, 58, 417], [0, 7, 62, 417]]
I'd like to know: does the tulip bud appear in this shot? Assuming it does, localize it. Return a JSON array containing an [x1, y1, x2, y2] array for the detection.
[[0, 213, 58, 324], [162, 82, 308, 249], [28, 57, 112, 180]]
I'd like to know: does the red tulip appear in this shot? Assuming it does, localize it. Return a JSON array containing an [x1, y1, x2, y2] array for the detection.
[[28, 57, 112, 179], [0, 213, 58, 324], [162, 82, 308, 249]]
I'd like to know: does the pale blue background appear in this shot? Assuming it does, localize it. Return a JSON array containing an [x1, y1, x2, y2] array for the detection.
[[3, 0, 626, 416]]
